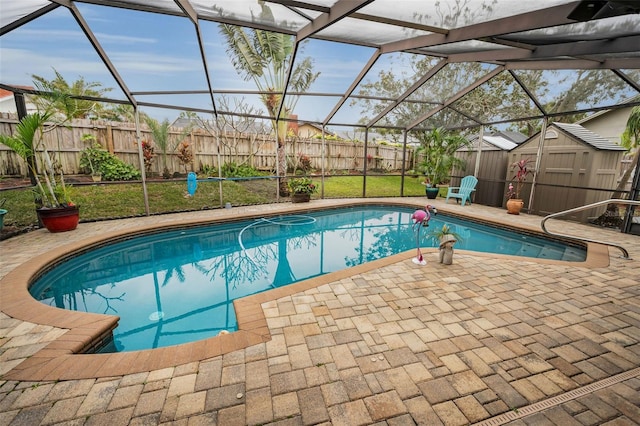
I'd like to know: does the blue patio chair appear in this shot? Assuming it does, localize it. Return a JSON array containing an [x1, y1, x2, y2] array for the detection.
[[445, 175, 478, 206]]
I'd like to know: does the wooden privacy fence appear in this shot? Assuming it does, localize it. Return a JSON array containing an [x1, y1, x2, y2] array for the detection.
[[0, 115, 415, 177]]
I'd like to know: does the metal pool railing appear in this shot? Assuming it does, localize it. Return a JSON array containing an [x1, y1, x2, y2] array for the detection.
[[540, 199, 640, 259]]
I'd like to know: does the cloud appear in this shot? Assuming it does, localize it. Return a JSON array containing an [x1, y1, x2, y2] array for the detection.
[[94, 33, 157, 45], [109, 51, 202, 74], [7, 28, 83, 41], [0, 47, 119, 86]]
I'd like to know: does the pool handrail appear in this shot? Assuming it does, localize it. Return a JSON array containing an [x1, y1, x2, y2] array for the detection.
[[540, 198, 640, 259]]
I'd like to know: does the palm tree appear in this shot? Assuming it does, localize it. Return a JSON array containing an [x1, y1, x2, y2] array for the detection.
[[219, 3, 319, 195], [145, 117, 193, 178], [145, 118, 173, 178], [417, 127, 470, 187], [31, 69, 111, 119], [0, 110, 74, 208], [592, 106, 640, 227]]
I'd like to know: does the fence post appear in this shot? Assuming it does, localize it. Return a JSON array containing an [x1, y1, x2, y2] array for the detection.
[[106, 124, 114, 153]]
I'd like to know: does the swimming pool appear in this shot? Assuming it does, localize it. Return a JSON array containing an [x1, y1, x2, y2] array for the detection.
[[29, 205, 586, 352]]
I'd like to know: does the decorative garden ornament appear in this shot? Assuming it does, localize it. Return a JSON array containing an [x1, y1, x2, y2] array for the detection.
[[411, 205, 437, 265]]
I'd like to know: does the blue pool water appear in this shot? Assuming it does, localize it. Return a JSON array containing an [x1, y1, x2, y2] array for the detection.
[[30, 206, 585, 352]]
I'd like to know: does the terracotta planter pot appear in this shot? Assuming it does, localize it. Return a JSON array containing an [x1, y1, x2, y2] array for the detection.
[[36, 205, 80, 232], [506, 198, 524, 215], [291, 193, 311, 203]]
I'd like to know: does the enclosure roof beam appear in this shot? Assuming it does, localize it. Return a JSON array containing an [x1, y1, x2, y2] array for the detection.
[[505, 58, 640, 70], [51, 0, 137, 108], [0, 3, 60, 36], [613, 69, 640, 93], [508, 70, 546, 116], [0, 83, 131, 106], [380, 1, 581, 54], [365, 59, 448, 128], [406, 66, 504, 130], [296, 0, 375, 41], [275, 43, 300, 124], [449, 35, 640, 64], [323, 49, 381, 126], [175, 0, 218, 116], [174, 0, 197, 23]]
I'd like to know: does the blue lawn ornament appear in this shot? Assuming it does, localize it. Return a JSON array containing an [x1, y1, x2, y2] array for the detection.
[[187, 172, 198, 196]]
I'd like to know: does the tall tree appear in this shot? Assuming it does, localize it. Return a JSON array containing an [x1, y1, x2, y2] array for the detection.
[[592, 106, 640, 227], [358, 0, 632, 137], [219, 2, 319, 195], [100, 104, 144, 123], [619, 106, 640, 194], [181, 97, 270, 169]]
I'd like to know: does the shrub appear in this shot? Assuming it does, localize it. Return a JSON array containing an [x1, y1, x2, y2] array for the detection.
[[220, 162, 261, 178], [200, 164, 216, 176], [80, 146, 141, 181]]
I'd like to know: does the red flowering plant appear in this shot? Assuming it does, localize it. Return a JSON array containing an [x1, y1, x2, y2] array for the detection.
[[141, 140, 155, 173], [176, 141, 193, 172], [506, 158, 534, 200], [297, 152, 311, 172]]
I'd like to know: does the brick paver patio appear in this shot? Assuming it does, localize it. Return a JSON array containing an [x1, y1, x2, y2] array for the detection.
[[1, 198, 638, 425]]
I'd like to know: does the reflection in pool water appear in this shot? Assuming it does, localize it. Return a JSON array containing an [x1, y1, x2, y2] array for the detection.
[[30, 206, 585, 352]]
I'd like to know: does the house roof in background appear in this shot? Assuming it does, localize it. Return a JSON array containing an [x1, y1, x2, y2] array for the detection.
[[576, 94, 640, 125], [0, 89, 14, 101], [298, 122, 336, 136], [0, 86, 34, 100], [552, 122, 627, 151]]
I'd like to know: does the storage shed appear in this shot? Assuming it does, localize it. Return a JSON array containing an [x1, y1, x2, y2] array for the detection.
[[453, 132, 525, 207], [508, 122, 626, 222]]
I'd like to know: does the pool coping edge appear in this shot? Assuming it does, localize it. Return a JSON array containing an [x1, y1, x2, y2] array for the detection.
[[0, 199, 610, 381]]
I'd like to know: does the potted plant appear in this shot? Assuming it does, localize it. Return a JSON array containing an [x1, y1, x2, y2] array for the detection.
[[506, 158, 533, 215], [288, 177, 318, 203], [417, 128, 469, 199], [429, 224, 463, 265], [0, 111, 79, 232]]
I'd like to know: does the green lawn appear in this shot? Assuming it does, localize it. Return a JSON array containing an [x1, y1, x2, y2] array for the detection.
[[0, 175, 440, 236], [321, 175, 444, 198]]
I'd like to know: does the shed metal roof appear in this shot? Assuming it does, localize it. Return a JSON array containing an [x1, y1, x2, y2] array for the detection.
[[483, 136, 518, 150]]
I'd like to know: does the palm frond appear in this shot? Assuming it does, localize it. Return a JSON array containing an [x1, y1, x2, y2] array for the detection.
[[290, 57, 319, 92], [220, 24, 264, 80]]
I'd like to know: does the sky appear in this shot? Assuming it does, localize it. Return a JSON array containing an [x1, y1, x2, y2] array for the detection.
[[0, 2, 383, 129]]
